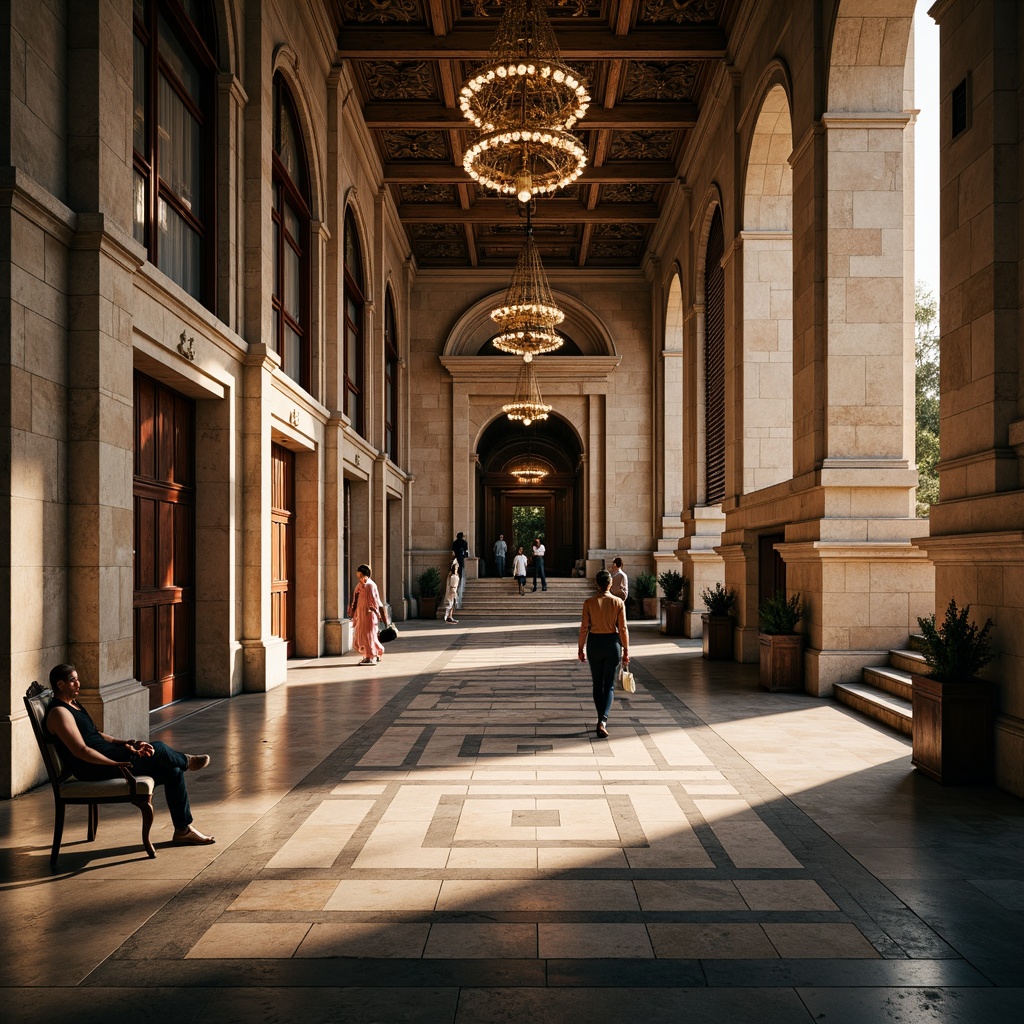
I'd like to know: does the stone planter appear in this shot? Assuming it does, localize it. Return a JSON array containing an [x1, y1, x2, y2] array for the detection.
[[911, 673, 995, 785], [701, 614, 734, 660], [641, 597, 659, 619], [758, 634, 804, 691], [662, 600, 686, 636], [419, 596, 438, 620]]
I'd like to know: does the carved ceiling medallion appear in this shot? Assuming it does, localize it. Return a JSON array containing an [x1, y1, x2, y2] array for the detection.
[[381, 130, 449, 161], [588, 241, 643, 260], [341, 0, 424, 25], [418, 241, 467, 259], [638, 0, 719, 24], [399, 184, 454, 205], [608, 130, 675, 161], [363, 61, 437, 100], [601, 183, 657, 203], [463, 1, 599, 17], [623, 60, 697, 101]]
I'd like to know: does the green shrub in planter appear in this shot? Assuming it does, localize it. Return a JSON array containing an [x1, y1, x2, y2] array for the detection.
[[657, 570, 687, 603], [917, 599, 993, 681], [759, 591, 803, 635], [416, 566, 442, 598], [700, 581, 736, 615], [634, 572, 657, 599]]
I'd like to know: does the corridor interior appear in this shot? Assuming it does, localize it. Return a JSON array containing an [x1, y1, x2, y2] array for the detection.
[[2, 619, 1022, 1023]]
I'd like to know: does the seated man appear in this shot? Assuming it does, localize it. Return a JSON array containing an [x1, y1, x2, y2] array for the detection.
[[44, 664, 215, 845]]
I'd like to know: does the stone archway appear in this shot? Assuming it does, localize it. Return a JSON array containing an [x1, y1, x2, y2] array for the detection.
[[476, 414, 584, 578]]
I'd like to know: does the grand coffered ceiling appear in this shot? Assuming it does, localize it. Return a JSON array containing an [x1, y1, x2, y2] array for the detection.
[[334, 0, 733, 269]]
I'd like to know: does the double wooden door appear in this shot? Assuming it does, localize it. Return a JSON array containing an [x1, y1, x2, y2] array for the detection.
[[271, 443, 295, 655], [133, 372, 195, 709]]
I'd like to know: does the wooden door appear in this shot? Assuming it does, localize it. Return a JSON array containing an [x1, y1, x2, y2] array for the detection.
[[133, 372, 195, 709], [271, 443, 296, 655]]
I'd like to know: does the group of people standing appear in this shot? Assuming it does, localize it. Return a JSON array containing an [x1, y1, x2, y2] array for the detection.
[[493, 534, 547, 595]]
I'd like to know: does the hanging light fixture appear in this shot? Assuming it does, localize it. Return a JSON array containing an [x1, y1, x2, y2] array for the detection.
[[491, 212, 564, 362], [460, 0, 590, 202], [511, 456, 549, 484], [503, 360, 551, 426]]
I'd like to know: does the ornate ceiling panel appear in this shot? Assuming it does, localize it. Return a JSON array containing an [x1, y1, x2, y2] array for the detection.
[[334, 0, 733, 268]]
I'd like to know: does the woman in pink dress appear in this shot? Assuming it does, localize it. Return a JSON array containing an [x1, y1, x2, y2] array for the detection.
[[347, 563, 385, 665]]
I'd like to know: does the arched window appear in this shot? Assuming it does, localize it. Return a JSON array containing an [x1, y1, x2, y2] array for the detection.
[[384, 290, 399, 462], [132, 0, 218, 306], [704, 207, 726, 504], [343, 211, 365, 435], [272, 76, 311, 389]]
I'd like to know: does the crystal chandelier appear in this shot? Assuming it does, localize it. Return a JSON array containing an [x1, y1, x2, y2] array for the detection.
[[510, 455, 549, 484], [503, 360, 551, 426], [491, 221, 564, 362], [460, 0, 590, 201]]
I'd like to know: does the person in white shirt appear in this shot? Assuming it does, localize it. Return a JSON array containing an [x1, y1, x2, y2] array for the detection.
[[512, 546, 528, 595], [531, 537, 547, 592], [610, 557, 629, 605]]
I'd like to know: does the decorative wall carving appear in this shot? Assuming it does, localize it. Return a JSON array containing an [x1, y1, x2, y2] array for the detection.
[[399, 184, 455, 205], [177, 331, 196, 361], [601, 183, 657, 204]]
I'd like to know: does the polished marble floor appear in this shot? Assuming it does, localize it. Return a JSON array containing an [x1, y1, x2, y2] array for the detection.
[[2, 620, 1023, 1023]]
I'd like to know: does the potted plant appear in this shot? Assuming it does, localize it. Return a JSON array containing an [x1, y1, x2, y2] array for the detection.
[[657, 570, 688, 636], [912, 599, 995, 785], [416, 566, 442, 620], [635, 571, 658, 618], [758, 591, 804, 691], [700, 582, 736, 660]]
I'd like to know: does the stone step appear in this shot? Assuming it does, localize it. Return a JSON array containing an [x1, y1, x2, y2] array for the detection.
[[888, 648, 929, 676], [834, 680, 913, 736], [458, 579, 613, 618], [862, 664, 914, 701]]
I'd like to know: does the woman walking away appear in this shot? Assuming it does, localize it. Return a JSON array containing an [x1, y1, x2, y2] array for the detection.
[[512, 546, 528, 595], [443, 560, 460, 623], [347, 564, 385, 665], [578, 569, 630, 738]]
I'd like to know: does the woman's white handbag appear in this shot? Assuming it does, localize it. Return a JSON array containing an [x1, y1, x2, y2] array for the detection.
[[618, 666, 636, 693]]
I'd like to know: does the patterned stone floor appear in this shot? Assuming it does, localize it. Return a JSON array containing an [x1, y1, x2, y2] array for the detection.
[[3, 620, 1023, 1022]]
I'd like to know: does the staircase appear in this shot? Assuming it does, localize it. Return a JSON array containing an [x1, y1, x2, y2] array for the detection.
[[457, 577, 595, 618], [833, 640, 929, 736]]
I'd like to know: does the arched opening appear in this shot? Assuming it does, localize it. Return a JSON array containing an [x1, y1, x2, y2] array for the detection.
[[742, 82, 793, 493], [476, 414, 584, 578]]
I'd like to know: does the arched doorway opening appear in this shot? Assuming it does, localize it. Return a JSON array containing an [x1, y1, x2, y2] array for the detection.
[[476, 414, 583, 578]]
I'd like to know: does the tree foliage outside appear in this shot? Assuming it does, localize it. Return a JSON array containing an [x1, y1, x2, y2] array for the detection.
[[512, 505, 545, 553], [915, 283, 940, 517]]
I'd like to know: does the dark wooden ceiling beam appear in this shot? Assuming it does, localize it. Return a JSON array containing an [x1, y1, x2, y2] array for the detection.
[[337, 26, 727, 60], [363, 102, 697, 130], [384, 161, 677, 184], [400, 203, 661, 224]]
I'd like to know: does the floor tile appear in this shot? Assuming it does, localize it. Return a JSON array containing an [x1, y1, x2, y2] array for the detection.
[[538, 923, 654, 959], [186, 922, 310, 958], [425, 923, 537, 959], [295, 923, 430, 958]]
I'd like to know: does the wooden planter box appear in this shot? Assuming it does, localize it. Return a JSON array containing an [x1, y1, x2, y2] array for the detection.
[[662, 600, 686, 636], [419, 596, 438, 620], [701, 614, 733, 660], [641, 597, 659, 619], [911, 673, 995, 785], [759, 634, 804, 691]]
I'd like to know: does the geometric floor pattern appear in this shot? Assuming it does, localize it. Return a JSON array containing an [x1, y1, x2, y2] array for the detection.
[[5, 622, 1024, 1023]]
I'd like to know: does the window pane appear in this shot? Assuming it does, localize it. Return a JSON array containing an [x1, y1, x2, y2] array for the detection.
[[133, 33, 146, 154], [157, 198, 201, 298], [284, 203, 301, 243], [283, 325, 302, 383], [133, 171, 146, 245], [346, 326, 358, 382], [272, 218, 280, 295], [272, 307, 280, 354], [158, 12, 202, 102], [158, 72, 203, 216], [284, 243, 300, 320]]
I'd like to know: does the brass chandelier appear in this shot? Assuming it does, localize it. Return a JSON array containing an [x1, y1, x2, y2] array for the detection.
[[503, 360, 551, 426], [510, 455, 549, 484], [460, 0, 590, 201], [490, 218, 564, 362]]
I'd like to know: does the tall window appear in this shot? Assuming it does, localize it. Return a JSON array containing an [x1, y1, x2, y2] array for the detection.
[[132, 0, 217, 306], [704, 207, 726, 504], [272, 76, 311, 390], [343, 211, 365, 435], [384, 290, 399, 462]]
